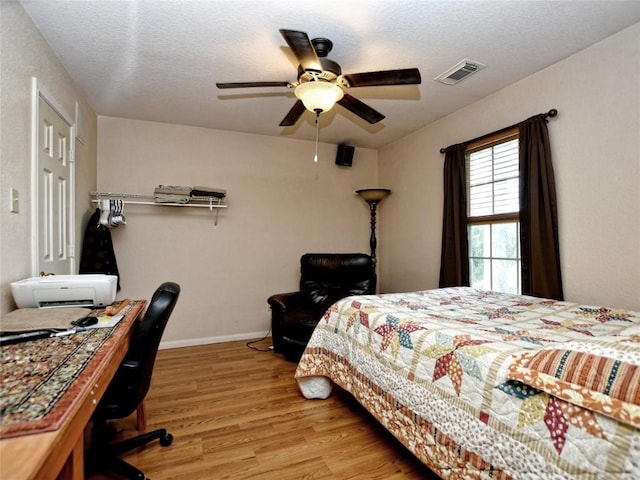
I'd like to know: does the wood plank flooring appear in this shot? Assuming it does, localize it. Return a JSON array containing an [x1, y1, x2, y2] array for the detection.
[[89, 340, 439, 479]]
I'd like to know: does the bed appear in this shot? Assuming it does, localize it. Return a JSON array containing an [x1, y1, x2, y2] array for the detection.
[[294, 287, 640, 479]]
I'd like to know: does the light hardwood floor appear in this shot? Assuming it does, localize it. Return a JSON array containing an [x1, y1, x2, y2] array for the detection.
[[89, 339, 439, 479]]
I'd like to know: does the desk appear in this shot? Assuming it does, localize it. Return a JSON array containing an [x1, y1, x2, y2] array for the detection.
[[0, 301, 145, 480]]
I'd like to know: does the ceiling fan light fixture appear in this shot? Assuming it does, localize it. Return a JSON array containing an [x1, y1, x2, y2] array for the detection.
[[218, 30, 420, 127], [295, 81, 343, 114]]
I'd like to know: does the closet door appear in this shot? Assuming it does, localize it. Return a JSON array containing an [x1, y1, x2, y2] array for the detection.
[[36, 95, 74, 276]]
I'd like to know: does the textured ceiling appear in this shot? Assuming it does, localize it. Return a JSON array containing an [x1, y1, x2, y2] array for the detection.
[[20, 0, 640, 149]]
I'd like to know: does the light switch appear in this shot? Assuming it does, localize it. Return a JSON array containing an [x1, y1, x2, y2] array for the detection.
[[10, 188, 19, 213]]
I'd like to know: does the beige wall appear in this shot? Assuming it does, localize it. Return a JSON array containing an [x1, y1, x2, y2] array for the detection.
[[379, 23, 640, 311], [0, 2, 97, 312], [96, 117, 376, 345]]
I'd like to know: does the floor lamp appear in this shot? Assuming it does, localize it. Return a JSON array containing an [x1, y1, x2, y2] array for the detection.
[[356, 188, 391, 268]]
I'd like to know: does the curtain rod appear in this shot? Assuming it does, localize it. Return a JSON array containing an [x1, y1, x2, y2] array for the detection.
[[439, 109, 558, 154]]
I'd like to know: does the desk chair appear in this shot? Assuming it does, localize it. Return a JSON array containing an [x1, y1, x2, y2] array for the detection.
[[87, 282, 180, 480]]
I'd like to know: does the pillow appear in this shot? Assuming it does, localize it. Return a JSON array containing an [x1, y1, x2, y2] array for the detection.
[[508, 343, 640, 428]]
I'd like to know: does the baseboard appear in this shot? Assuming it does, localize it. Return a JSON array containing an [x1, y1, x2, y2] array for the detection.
[[159, 331, 271, 350]]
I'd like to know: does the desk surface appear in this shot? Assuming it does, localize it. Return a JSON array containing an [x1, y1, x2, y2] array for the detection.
[[0, 300, 146, 480]]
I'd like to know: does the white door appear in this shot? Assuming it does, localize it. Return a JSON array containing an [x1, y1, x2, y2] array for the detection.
[[36, 96, 74, 276]]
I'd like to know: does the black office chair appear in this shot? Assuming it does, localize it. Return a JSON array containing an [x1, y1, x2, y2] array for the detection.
[[86, 282, 180, 480]]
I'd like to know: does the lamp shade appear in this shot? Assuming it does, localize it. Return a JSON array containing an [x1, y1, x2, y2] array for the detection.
[[356, 188, 391, 203], [295, 81, 344, 113]]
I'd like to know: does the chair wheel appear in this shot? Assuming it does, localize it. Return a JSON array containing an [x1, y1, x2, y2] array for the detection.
[[160, 433, 173, 447]]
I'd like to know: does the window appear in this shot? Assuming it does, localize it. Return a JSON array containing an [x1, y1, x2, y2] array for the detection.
[[466, 131, 521, 294]]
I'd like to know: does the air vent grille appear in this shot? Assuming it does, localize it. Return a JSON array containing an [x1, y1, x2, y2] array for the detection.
[[435, 59, 486, 85]]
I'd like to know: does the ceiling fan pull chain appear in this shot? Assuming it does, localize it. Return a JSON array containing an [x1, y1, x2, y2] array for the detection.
[[313, 111, 320, 163]]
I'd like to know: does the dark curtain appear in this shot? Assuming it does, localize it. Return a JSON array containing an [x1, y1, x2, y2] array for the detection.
[[519, 115, 563, 300], [439, 143, 469, 287]]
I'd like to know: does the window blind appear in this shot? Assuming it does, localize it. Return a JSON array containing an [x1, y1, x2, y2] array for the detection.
[[467, 138, 519, 217]]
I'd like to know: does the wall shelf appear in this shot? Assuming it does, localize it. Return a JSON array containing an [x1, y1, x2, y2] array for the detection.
[[89, 191, 227, 226]]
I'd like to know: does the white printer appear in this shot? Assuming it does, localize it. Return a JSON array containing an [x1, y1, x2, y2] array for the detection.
[[10, 274, 117, 308]]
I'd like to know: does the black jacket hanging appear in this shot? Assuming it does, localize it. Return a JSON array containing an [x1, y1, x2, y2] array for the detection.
[[79, 208, 121, 290]]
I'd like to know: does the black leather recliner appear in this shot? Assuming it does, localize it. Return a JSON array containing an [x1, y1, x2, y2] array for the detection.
[[268, 253, 376, 361]]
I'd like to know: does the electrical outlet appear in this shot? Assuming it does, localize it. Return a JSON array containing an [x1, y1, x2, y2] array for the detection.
[[10, 188, 19, 213]]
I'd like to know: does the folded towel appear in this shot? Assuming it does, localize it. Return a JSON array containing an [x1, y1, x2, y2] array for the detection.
[[192, 191, 226, 199], [191, 186, 226, 198], [155, 186, 192, 196], [158, 184, 192, 190], [154, 193, 190, 204]]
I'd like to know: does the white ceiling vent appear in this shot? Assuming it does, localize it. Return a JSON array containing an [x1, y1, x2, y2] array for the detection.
[[435, 59, 486, 85]]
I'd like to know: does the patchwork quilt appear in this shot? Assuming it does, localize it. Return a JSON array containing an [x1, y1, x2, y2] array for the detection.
[[295, 287, 640, 479]]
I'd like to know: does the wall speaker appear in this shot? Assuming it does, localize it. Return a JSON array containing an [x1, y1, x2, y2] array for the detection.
[[335, 144, 355, 167]]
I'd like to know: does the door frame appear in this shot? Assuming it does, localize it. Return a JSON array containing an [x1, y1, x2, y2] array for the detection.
[[30, 77, 76, 276]]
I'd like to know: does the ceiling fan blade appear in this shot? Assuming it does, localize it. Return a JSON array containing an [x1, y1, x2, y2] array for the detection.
[[216, 81, 290, 89], [343, 68, 422, 87], [279, 29, 322, 73], [337, 93, 385, 124], [279, 100, 307, 127]]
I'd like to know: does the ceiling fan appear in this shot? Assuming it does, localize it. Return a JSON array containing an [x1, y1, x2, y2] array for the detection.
[[216, 29, 422, 127]]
